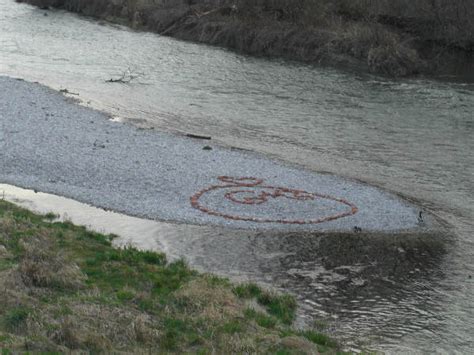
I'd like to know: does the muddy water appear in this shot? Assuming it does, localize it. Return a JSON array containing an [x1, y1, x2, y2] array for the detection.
[[1, 1, 473, 353]]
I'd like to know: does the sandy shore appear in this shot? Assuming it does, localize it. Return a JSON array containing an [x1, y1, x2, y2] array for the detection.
[[0, 76, 430, 232]]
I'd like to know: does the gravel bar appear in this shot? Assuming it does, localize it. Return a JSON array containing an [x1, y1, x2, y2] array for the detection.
[[0, 76, 428, 231]]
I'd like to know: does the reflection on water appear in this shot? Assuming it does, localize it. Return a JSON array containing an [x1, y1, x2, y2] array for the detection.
[[1, 1, 473, 353]]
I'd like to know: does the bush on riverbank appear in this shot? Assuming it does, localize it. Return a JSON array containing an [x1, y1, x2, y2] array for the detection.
[[16, 0, 473, 76], [0, 200, 339, 353]]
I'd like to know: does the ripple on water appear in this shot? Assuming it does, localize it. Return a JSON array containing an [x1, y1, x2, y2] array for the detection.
[[0, 0, 473, 352]]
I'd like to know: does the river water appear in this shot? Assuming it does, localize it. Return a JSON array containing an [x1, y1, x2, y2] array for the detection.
[[1, 1, 473, 353]]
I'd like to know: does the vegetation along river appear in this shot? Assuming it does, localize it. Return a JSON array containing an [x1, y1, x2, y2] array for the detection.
[[1, 1, 473, 353]]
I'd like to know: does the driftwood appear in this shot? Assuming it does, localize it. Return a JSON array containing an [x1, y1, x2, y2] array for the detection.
[[106, 67, 144, 83], [59, 88, 79, 95], [185, 133, 212, 140]]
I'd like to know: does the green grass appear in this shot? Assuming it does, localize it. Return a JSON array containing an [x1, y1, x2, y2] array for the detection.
[[221, 320, 243, 334], [44, 212, 59, 220], [245, 308, 277, 329], [301, 330, 338, 348], [2, 307, 29, 332], [0, 199, 344, 353], [234, 283, 297, 324]]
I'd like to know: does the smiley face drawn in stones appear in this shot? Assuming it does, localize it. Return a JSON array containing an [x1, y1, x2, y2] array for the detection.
[[190, 176, 358, 225]]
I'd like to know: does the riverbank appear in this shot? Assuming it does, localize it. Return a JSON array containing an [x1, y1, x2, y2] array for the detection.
[[0, 199, 343, 353], [17, 0, 474, 77]]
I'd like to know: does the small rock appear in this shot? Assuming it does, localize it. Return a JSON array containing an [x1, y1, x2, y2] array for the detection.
[[203, 145, 212, 151]]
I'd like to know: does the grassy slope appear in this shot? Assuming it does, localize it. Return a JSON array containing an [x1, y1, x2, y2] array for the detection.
[[0, 199, 343, 353]]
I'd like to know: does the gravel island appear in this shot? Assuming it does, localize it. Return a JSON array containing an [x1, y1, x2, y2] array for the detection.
[[0, 76, 431, 232]]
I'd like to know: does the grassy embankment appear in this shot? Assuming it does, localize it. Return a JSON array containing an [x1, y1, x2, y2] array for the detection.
[[18, 0, 474, 77], [0, 199, 344, 353]]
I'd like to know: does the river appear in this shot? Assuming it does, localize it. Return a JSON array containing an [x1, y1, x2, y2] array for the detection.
[[1, 1, 473, 353]]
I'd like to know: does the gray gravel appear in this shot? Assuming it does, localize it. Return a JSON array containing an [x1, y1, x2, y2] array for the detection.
[[0, 76, 429, 231]]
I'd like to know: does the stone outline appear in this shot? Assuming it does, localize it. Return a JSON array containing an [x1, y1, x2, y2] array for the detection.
[[190, 176, 358, 224]]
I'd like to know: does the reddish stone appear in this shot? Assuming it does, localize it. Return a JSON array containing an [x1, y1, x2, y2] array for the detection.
[[190, 176, 358, 225]]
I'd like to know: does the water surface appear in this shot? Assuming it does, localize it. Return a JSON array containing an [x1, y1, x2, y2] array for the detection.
[[1, 1, 473, 353]]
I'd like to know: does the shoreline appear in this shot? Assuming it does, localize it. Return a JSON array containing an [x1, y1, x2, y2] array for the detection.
[[16, 0, 474, 78], [0, 197, 345, 353], [0, 182, 449, 353]]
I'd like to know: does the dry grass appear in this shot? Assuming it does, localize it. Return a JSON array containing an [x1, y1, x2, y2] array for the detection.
[[0, 200, 340, 353], [173, 277, 241, 321], [18, 234, 86, 290], [16, 0, 473, 76]]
